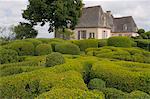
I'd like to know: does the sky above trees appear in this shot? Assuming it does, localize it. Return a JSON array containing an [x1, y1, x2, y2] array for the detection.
[[0, 0, 149, 38]]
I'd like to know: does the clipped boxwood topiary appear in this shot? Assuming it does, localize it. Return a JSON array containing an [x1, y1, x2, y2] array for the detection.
[[55, 43, 80, 55], [129, 91, 150, 99], [46, 52, 65, 67], [0, 48, 18, 64], [9, 41, 34, 56], [35, 44, 52, 55], [72, 39, 99, 51], [88, 78, 106, 90], [108, 36, 132, 47]]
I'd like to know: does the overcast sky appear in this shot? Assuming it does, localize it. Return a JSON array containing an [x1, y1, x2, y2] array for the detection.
[[0, 0, 150, 38]]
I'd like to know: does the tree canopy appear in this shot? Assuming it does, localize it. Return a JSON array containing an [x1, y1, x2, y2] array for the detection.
[[13, 23, 38, 39], [22, 0, 83, 34]]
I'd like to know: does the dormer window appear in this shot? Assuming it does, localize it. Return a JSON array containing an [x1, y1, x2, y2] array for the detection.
[[123, 24, 128, 31]]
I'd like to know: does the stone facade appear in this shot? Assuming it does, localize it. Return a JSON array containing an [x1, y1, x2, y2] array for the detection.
[[74, 5, 138, 40]]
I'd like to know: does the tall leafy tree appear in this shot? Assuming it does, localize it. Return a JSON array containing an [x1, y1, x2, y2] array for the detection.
[[13, 22, 38, 39], [22, 0, 83, 37]]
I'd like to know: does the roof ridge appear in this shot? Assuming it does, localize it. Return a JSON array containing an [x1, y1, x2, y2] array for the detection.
[[83, 5, 101, 9], [114, 16, 132, 19]]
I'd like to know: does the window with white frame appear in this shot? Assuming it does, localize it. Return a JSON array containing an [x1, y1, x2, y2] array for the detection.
[[102, 30, 108, 39]]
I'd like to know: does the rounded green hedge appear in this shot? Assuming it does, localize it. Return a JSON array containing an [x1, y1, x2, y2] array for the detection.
[[9, 41, 34, 56], [88, 78, 106, 90], [23, 39, 42, 47], [0, 48, 18, 64], [46, 52, 65, 67], [108, 36, 132, 47], [55, 43, 80, 55], [35, 44, 52, 55], [72, 39, 99, 51], [129, 91, 150, 99]]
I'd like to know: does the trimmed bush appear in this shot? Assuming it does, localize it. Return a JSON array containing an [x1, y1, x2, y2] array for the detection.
[[37, 88, 105, 99], [55, 43, 80, 55], [0, 48, 18, 64], [46, 52, 65, 67], [72, 39, 99, 51], [102, 88, 128, 99], [9, 41, 34, 56], [135, 39, 150, 51], [129, 91, 150, 99], [23, 39, 42, 47], [88, 78, 106, 90], [98, 39, 107, 47], [49, 41, 60, 51], [0, 70, 87, 98], [35, 44, 52, 55], [108, 36, 132, 47], [90, 60, 150, 93], [86, 47, 150, 63]]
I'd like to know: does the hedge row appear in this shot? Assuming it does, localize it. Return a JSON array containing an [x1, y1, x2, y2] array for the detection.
[[0, 47, 19, 64], [86, 46, 150, 63], [108, 36, 132, 47], [55, 43, 80, 55], [37, 88, 104, 99], [0, 70, 87, 98], [90, 60, 150, 94], [135, 39, 150, 51], [0, 66, 43, 77], [71, 39, 99, 51]]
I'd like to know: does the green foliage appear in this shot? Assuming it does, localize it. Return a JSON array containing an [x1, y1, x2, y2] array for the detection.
[[35, 44, 52, 55], [86, 47, 150, 63], [102, 88, 128, 99], [138, 29, 145, 34], [108, 36, 132, 47], [129, 91, 150, 99], [37, 38, 65, 44], [0, 66, 43, 77], [22, 0, 83, 32], [0, 70, 87, 99], [23, 39, 42, 47], [13, 22, 38, 39], [88, 78, 106, 90], [8, 41, 34, 56], [98, 39, 107, 47], [72, 39, 99, 51], [55, 43, 80, 55], [49, 41, 60, 51], [37, 88, 104, 99], [46, 52, 65, 67], [135, 39, 150, 51], [0, 47, 18, 64], [90, 60, 150, 93]]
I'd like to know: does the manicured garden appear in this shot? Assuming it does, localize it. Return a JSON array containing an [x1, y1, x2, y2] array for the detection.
[[0, 37, 150, 99]]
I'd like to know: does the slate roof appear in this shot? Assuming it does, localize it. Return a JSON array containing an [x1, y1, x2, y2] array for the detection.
[[76, 6, 138, 33]]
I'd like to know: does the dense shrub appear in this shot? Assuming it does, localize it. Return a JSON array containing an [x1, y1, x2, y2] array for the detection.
[[55, 43, 80, 55], [90, 60, 150, 93], [135, 39, 150, 51], [72, 39, 98, 51], [86, 47, 150, 63], [37, 38, 64, 44], [129, 91, 150, 99], [108, 36, 132, 47], [0, 66, 43, 77], [49, 41, 60, 51], [37, 88, 105, 99], [98, 39, 107, 47], [8, 41, 34, 56], [46, 52, 65, 67], [35, 44, 52, 55], [0, 48, 18, 64], [0, 71, 87, 98], [102, 88, 128, 99], [88, 78, 106, 90], [23, 39, 42, 47]]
